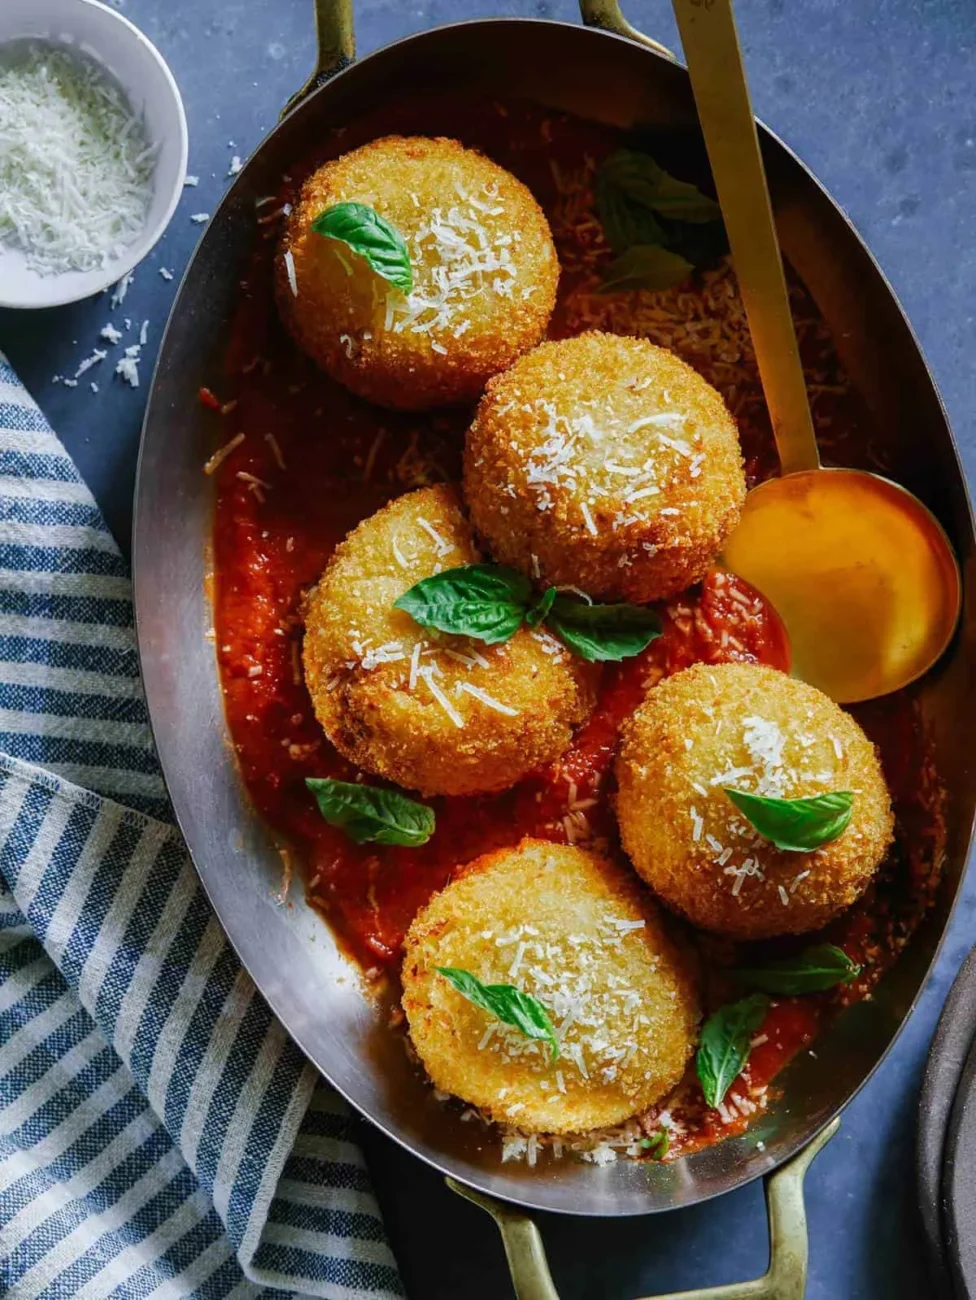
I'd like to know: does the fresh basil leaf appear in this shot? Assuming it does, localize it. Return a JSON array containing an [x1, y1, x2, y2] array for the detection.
[[644, 169, 723, 223], [640, 1128, 670, 1159], [696, 993, 770, 1109], [599, 245, 695, 293], [311, 201, 413, 294], [594, 148, 727, 282], [546, 596, 662, 662], [734, 943, 862, 995], [306, 777, 434, 846], [394, 564, 532, 644], [595, 169, 667, 255], [526, 586, 557, 627], [658, 213, 729, 268], [723, 789, 854, 852], [599, 149, 722, 223], [396, 565, 660, 661], [436, 967, 559, 1060]]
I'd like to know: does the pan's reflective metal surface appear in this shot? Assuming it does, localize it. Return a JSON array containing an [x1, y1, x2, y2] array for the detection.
[[134, 11, 976, 1216]]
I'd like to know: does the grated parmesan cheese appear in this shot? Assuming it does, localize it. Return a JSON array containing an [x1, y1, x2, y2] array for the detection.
[[264, 433, 286, 470], [110, 271, 134, 308], [283, 249, 298, 297], [73, 348, 106, 379], [115, 351, 139, 388], [418, 666, 464, 727], [203, 432, 244, 475], [391, 536, 410, 570], [416, 516, 451, 556], [358, 641, 406, 670], [0, 43, 155, 275], [383, 182, 518, 342], [456, 682, 518, 716]]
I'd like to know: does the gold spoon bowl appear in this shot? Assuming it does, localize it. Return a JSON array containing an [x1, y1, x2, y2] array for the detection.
[[723, 468, 961, 703]]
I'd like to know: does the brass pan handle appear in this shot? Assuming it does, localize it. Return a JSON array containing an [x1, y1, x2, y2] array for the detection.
[[447, 1118, 839, 1300], [579, 0, 678, 62], [282, 0, 355, 117]]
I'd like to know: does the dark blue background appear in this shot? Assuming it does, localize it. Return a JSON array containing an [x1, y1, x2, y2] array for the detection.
[[2, 2, 974, 1295]]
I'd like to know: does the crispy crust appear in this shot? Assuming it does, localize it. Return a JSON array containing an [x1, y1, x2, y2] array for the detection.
[[276, 136, 558, 411], [463, 332, 746, 602], [402, 838, 701, 1133], [615, 662, 895, 939], [302, 485, 597, 796]]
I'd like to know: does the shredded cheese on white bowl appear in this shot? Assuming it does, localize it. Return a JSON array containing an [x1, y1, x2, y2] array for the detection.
[[0, 0, 187, 310]]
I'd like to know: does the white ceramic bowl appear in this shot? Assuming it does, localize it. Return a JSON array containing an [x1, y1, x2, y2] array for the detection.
[[0, 0, 188, 310]]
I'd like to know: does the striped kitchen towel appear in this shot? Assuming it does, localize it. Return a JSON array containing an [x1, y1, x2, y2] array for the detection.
[[0, 352, 403, 1300]]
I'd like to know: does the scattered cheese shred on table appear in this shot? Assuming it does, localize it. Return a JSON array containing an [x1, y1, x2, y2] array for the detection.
[[116, 344, 141, 388], [0, 41, 155, 275], [110, 270, 134, 307]]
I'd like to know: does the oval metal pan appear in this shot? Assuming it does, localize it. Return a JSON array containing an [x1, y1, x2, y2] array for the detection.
[[134, 16, 976, 1215]]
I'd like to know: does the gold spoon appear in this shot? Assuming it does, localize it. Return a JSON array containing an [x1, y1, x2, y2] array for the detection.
[[671, 0, 961, 704]]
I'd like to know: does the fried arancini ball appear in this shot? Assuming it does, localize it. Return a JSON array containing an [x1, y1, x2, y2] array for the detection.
[[615, 662, 894, 939], [276, 136, 558, 411], [463, 332, 746, 602], [402, 839, 700, 1134], [302, 486, 596, 797]]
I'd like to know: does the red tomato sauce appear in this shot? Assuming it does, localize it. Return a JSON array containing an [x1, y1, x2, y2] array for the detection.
[[210, 93, 945, 1156]]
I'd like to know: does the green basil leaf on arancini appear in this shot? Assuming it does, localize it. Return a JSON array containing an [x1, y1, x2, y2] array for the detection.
[[546, 596, 662, 662], [526, 586, 557, 627], [734, 943, 862, 996], [394, 564, 660, 662], [436, 967, 559, 1060], [723, 789, 854, 852], [311, 201, 413, 294], [394, 563, 533, 644], [306, 778, 434, 846], [696, 993, 770, 1109]]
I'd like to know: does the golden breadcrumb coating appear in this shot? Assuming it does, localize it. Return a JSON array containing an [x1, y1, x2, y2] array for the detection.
[[615, 662, 894, 939], [276, 135, 558, 410], [463, 331, 746, 601], [302, 486, 597, 796], [402, 838, 700, 1134]]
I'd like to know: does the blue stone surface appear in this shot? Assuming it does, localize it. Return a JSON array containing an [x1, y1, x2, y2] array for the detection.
[[2, 1, 974, 1295]]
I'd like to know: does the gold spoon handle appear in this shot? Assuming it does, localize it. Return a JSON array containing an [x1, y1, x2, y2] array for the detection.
[[671, 0, 820, 475]]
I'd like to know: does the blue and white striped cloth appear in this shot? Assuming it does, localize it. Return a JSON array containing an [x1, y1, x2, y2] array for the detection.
[[0, 353, 403, 1300]]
